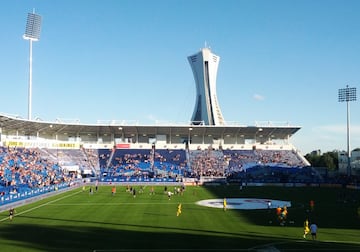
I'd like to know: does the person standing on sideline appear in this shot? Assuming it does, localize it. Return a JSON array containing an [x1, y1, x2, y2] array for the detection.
[[310, 222, 318, 240]]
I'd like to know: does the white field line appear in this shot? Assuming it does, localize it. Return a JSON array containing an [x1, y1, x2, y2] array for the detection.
[[0, 190, 82, 222]]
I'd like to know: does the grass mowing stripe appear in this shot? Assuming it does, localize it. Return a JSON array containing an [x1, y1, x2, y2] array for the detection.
[[48, 202, 191, 206], [0, 189, 82, 222]]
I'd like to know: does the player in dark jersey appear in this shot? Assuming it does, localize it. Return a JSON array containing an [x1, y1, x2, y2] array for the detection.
[[9, 208, 15, 221]]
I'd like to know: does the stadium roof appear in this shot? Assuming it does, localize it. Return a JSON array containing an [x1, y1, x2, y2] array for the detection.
[[0, 113, 301, 141]]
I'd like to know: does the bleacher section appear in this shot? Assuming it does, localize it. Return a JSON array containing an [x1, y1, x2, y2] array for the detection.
[[154, 149, 188, 177], [98, 149, 112, 169], [0, 146, 325, 206], [222, 149, 319, 184], [226, 165, 323, 184], [188, 149, 226, 177], [97, 147, 313, 182], [0, 147, 77, 206], [38, 148, 99, 176], [99, 149, 188, 182], [223, 149, 307, 173]]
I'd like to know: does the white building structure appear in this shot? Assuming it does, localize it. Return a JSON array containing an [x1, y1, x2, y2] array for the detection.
[[188, 47, 225, 126], [338, 149, 360, 175]]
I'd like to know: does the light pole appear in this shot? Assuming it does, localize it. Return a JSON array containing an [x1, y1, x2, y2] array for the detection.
[[188, 127, 193, 147], [338, 85, 357, 176], [23, 11, 42, 120]]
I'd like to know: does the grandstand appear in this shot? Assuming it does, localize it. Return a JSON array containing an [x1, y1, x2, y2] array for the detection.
[[0, 112, 316, 206]]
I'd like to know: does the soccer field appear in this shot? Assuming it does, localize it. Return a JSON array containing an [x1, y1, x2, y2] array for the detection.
[[0, 184, 359, 252]]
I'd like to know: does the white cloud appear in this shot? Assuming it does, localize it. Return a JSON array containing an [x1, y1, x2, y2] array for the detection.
[[253, 94, 264, 101]]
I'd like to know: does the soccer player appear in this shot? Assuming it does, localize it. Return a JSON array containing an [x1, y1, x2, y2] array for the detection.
[[111, 186, 116, 196], [177, 203, 182, 216], [167, 190, 173, 200], [149, 186, 155, 195], [82, 179, 86, 192], [280, 206, 288, 225], [310, 222, 318, 240], [9, 208, 15, 221], [223, 198, 227, 211], [303, 219, 310, 239], [95, 180, 99, 192]]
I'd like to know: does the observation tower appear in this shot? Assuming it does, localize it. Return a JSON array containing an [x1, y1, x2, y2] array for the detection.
[[188, 47, 225, 125]]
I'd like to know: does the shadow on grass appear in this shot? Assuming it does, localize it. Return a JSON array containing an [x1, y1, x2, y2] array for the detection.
[[203, 185, 360, 229], [1, 222, 360, 252]]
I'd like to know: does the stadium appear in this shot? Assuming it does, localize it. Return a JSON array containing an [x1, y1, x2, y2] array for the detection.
[[0, 46, 313, 189], [0, 39, 359, 251]]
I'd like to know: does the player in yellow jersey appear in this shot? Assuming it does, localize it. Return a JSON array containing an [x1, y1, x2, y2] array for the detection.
[[177, 203, 182, 216], [223, 198, 227, 211], [303, 219, 310, 238]]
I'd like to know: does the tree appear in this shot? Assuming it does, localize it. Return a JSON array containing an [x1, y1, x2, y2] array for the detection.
[[305, 151, 339, 171]]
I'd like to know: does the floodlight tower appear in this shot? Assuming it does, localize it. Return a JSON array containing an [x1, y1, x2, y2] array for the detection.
[[338, 85, 357, 176], [23, 11, 42, 120]]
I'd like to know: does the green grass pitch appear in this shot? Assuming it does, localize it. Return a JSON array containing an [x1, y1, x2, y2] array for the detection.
[[0, 184, 359, 251]]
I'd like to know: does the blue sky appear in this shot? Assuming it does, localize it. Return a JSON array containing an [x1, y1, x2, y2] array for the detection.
[[1, 0, 360, 155]]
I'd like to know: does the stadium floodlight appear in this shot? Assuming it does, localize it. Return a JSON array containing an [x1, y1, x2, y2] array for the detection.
[[188, 127, 193, 145], [338, 85, 357, 176], [23, 11, 42, 120]]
